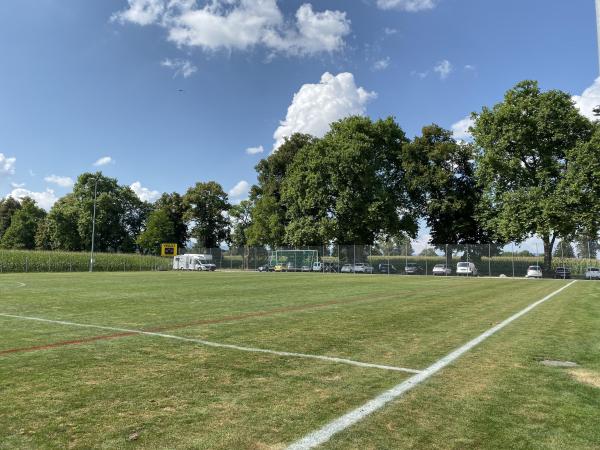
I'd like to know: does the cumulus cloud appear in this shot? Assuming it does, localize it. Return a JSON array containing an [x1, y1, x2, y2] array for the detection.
[[93, 156, 113, 167], [130, 181, 161, 202], [376, 0, 437, 12], [372, 57, 391, 71], [434, 59, 453, 80], [246, 145, 264, 155], [161, 58, 198, 78], [44, 175, 74, 188], [8, 188, 58, 211], [273, 72, 376, 150], [0, 153, 16, 177], [451, 115, 475, 141], [112, 0, 350, 56], [572, 77, 600, 121], [229, 180, 250, 201]]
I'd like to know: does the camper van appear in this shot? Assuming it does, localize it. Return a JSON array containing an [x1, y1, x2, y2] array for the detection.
[[173, 254, 216, 271]]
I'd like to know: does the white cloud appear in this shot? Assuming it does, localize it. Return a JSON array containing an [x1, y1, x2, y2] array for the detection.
[[229, 180, 250, 200], [451, 115, 474, 141], [8, 188, 58, 211], [113, 0, 350, 56], [464, 64, 476, 71], [246, 145, 264, 155], [161, 58, 198, 78], [433, 59, 453, 80], [273, 72, 376, 150], [0, 153, 16, 177], [130, 181, 161, 202], [11, 182, 25, 188], [93, 156, 113, 167], [573, 77, 600, 121], [410, 70, 428, 79], [372, 57, 391, 71], [44, 175, 74, 188], [377, 0, 437, 12], [384, 27, 398, 35]]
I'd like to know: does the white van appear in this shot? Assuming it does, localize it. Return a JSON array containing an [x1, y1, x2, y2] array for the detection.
[[456, 261, 478, 276], [173, 254, 216, 271]]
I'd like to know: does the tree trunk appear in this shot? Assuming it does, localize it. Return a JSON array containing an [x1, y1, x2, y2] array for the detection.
[[542, 235, 555, 277]]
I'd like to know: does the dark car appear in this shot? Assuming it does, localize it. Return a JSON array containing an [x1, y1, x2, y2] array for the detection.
[[404, 263, 423, 275], [554, 267, 571, 279], [378, 263, 398, 273], [257, 265, 273, 272]]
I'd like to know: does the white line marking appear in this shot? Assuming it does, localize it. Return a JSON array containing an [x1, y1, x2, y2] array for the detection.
[[0, 313, 421, 374], [286, 280, 577, 450], [0, 281, 26, 288]]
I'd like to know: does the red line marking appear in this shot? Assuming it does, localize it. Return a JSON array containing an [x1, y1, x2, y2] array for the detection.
[[1, 292, 398, 356]]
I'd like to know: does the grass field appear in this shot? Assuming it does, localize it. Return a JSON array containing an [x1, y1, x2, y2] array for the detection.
[[0, 272, 598, 449]]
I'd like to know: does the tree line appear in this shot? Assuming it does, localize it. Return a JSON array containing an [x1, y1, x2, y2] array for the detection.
[[1, 80, 599, 271]]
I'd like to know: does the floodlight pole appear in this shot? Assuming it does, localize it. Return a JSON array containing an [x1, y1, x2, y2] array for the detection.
[[89, 177, 98, 273]]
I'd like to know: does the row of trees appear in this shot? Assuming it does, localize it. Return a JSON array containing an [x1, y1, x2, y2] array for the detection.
[[1, 80, 599, 271]]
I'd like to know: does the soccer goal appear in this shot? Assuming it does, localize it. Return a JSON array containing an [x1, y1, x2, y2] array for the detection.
[[269, 250, 318, 271]]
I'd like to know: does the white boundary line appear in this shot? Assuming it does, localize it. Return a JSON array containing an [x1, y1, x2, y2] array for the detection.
[[0, 281, 26, 288], [286, 280, 577, 450], [0, 313, 421, 374]]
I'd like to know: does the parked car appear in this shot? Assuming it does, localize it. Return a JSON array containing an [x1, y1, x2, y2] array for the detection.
[[456, 262, 478, 276], [404, 263, 422, 275], [432, 264, 452, 276], [341, 264, 353, 273], [301, 265, 311, 272], [554, 267, 571, 279], [378, 263, 398, 273], [273, 264, 287, 272], [257, 265, 272, 272], [526, 265, 543, 278], [585, 267, 600, 280], [354, 263, 374, 274]]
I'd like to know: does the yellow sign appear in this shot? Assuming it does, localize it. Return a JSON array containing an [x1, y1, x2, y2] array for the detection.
[[161, 243, 178, 257]]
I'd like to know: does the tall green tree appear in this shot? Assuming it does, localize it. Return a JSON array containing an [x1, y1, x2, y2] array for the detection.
[[247, 133, 316, 247], [403, 124, 490, 245], [154, 193, 188, 249], [183, 181, 230, 248], [37, 194, 82, 250], [0, 197, 46, 249], [137, 209, 176, 255], [282, 116, 418, 245], [471, 80, 592, 271], [229, 199, 253, 248], [553, 240, 576, 258], [0, 197, 21, 240]]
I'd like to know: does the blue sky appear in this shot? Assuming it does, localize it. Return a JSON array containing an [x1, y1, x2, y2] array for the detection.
[[0, 0, 599, 217]]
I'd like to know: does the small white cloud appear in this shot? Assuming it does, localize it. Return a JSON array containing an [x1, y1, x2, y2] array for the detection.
[[11, 182, 25, 188], [464, 64, 476, 71], [44, 175, 74, 188], [384, 27, 398, 35], [410, 70, 429, 79], [273, 72, 376, 150], [161, 58, 198, 78], [573, 77, 600, 121], [377, 0, 438, 12], [29, 169, 35, 177], [434, 59, 453, 80], [246, 145, 264, 155], [372, 57, 391, 71], [111, 0, 165, 26], [130, 181, 161, 202], [93, 156, 113, 167], [229, 180, 250, 200], [451, 115, 475, 141], [8, 188, 58, 211], [0, 153, 16, 176]]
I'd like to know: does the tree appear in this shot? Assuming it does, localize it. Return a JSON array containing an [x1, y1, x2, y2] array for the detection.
[[574, 236, 600, 259], [403, 125, 490, 245], [0, 197, 46, 249], [0, 197, 21, 240], [154, 193, 188, 249], [38, 194, 83, 251], [183, 181, 230, 248], [553, 240, 576, 258], [282, 116, 418, 245], [420, 248, 438, 257], [472, 80, 592, 272], [247, 133, 316, 247], [229, 199, 253, 248], [137, 209, 176, 255]]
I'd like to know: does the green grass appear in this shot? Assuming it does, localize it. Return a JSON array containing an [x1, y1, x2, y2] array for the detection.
[[0, 273, 598, 449]]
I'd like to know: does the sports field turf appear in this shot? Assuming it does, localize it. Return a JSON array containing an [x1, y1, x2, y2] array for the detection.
[[0, 272, 598, 449]]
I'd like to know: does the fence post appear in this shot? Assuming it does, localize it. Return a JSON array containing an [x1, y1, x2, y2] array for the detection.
[[425, 242, 428, 276], [511, 243, 515, 278], [488, 244, 491, 277]]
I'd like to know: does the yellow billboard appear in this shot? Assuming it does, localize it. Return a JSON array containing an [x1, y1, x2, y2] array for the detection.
[[161, 243, 178, 257]]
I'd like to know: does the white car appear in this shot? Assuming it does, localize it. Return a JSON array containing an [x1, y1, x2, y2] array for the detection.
[[526, 265, 543, 278], [432, 264, 452, 276], [456, 262, 478, 276], [585, 267, 600, 280]]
